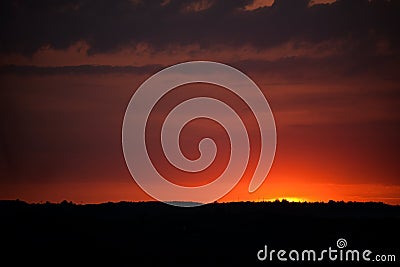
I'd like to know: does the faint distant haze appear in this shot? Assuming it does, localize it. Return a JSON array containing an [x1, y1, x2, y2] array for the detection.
[[0, 0, 399, 204]]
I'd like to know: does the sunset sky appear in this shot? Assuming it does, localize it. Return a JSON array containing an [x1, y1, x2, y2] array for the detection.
[[1, 0, 399, 204]]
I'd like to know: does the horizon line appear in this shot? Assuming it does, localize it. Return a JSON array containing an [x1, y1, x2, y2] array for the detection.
[[1, 198, 399, 207]]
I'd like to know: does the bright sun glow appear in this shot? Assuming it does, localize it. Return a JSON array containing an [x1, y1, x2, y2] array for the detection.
[[260, 197, 308, 203], [279, 197, 306, 202]]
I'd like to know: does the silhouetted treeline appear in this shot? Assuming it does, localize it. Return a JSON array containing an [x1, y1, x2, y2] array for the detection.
[[1, 200, 399, 266]]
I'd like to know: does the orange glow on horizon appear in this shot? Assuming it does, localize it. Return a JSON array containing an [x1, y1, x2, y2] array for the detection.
[[1, 74, 399, 206], [2, 180, 399, 205]]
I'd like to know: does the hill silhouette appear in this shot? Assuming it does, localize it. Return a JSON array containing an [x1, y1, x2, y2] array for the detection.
[[1, 200, 399, 266]]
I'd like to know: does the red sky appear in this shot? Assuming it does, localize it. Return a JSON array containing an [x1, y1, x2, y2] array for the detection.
[[1, 0, 399, 204]]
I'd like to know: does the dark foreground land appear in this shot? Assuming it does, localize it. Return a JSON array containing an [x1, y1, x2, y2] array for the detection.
[[1, 200, 399, 266]]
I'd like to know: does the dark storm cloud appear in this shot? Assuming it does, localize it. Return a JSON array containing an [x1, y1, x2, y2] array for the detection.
[[0, 64, 163, 75], [0, 0, 399, 55]]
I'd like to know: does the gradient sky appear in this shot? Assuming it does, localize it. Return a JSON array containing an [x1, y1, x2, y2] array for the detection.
[[1, 0, 399, 204]]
